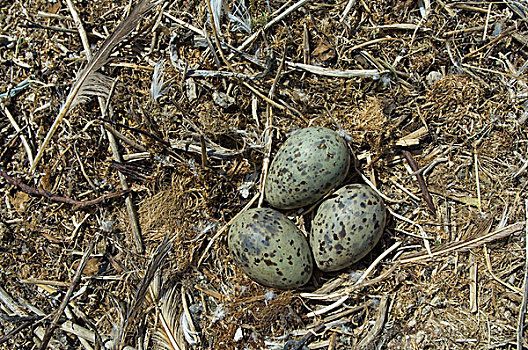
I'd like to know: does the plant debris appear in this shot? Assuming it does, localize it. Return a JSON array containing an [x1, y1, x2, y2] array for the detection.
[[1, 0, 528, 349]]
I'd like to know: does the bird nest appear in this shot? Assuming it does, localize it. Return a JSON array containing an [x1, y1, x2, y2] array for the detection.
[[1, 0, 528, 349]]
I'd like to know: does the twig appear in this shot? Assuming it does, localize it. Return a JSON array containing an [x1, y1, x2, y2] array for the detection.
[[469, 255, 478, 313], [301, 264, 398, 300], [367, 23, 430, 31], [306, 296, 348, 318], [61, 320, 109, 344], [483, 3, 492, 41], [197, 192, 259, 266], [284, 323, 326, 350], [513, 155, 528, 178], [407, 157, 448, 177], [340, 0, 357, 22], [185, 69, 255, 79], [349, 37, 402, 51], [389, 178, 421, 202], [39, 238, 96, 350], [103, 122, 148, 152], [0, 285, 26, 315], [399, 222, 524, 264], [237, 0, 311, 51], [203, 25, 222, 68], [464, 26, 517, 58], [258, 44, 286, 207], [108, 115, 144, 253], [402, 150, 436, 214], [200, 135, 208, 168], [286, 62, 380, 78], [0, 169, 130, 207], [74, 145, 96, 189], [0, 285, 103, 346], [0, 320, 38, 344], [205, 0, 235, 71], [437, 0, 456, 16], [110, 161, 150, 182], [167, 15, 380, 81], [20, 279, 71, 287], [356, 241, 401, 285], [443, 25, 486, 37], [264, 0, 310, 31], [1, 103, 34, 166], [303, 23, 310, 65], [452, 3, 489, 13], [462, 63, 528, 84], [65, 0, 90, 57], [474, 149, 483, 213], [21, 20, 99, 37], [103, 77, 119, 117], [0, 132, 20, 162], [242, 81, 285, 110], [358, 171, 399, 203], [482, 246, 521, 294], [306, 303, 371, 329], [518, 199, 528, 350], [389, 208, 432, 257], [356, 295, 389, 349]]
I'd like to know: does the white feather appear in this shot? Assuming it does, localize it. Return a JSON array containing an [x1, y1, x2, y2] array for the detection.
[[179, 312, 199, 345], [152, 285, 182, 350], [210, 0, 224, 31], [228, 0, 251, 33], [151, 59, 167, 101]]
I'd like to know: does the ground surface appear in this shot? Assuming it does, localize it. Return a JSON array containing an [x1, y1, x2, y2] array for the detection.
[[1, 0, 528, 349]]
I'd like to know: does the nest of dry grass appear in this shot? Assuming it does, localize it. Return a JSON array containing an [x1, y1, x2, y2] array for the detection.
[[1, 0, 528, 349]]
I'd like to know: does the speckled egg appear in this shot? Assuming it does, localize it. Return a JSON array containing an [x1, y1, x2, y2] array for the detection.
[[228, 208, 313, 289], [310, 184, 387, 272], [265, 127, 350, 210]]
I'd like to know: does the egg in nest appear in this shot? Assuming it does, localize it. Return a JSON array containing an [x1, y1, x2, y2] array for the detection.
[[228, 208, 313, 289], [310, 184, 387, 272], [265, 127, 350, 210]]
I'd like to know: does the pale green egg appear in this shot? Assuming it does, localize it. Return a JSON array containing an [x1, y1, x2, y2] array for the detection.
[[228, 208, 313, 289], [310, 184, 387, 272], [265, 127, 350, 210]]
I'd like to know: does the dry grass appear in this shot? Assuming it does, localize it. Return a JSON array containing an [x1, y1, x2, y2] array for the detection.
[[1, 0, 528, 349]]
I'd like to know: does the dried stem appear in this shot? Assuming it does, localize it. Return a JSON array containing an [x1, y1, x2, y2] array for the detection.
[[402, 149, 436, 214], [39, 238, 96, 350], [0, 169, 130, 207], [517, 199, 528, 350]]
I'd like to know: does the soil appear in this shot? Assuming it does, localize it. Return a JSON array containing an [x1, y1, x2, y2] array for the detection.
[[1, 0, 528, 349]]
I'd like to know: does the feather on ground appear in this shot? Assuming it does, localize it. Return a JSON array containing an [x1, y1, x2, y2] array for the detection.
[[30, 0, 160, 173]]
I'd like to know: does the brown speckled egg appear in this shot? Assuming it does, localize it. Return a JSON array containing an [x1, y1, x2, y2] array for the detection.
[[228, 208, 313, 289], [265, 127, 350, 210], [310, 184, 387, 272]]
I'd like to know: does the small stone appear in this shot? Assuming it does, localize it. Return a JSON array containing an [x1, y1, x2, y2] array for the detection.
[[426, 71, 443, 87], [234, 328, 244, 342], [213, 91, 236, 109]]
